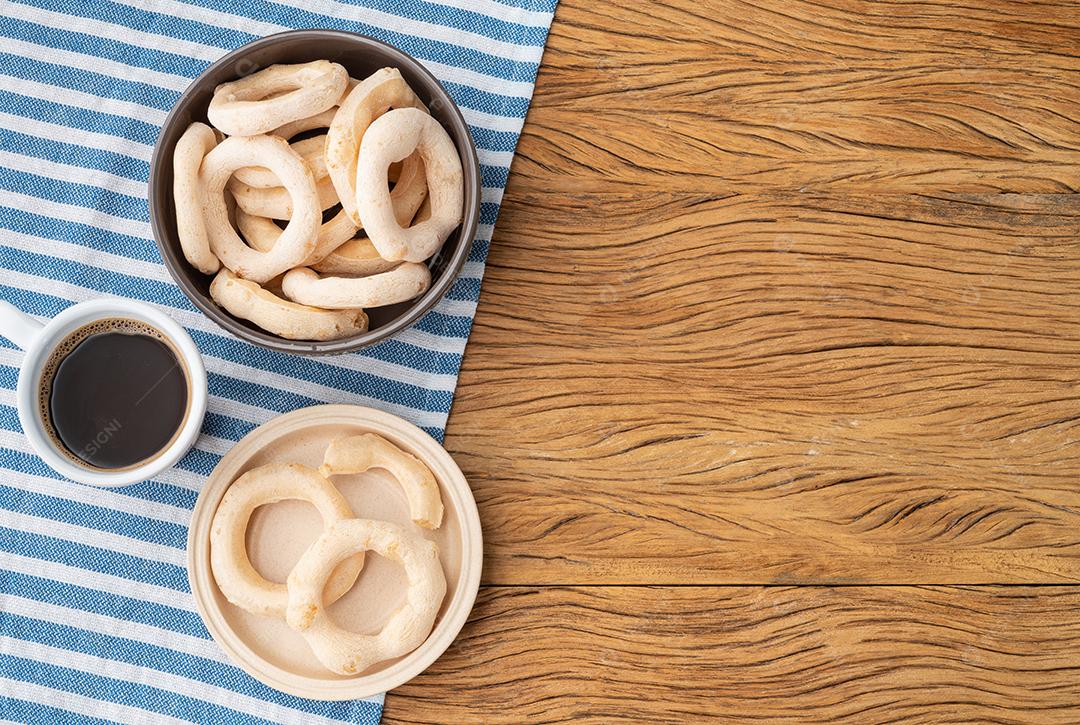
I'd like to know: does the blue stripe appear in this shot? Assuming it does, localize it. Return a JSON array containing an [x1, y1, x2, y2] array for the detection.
[[203, 410, 258, 442], [0, 127, 150, 183], [0, 165, 148, 222], [481, 163, 511, 187], [0, 89, 159, 154], [0, 525, 190, 592], [0, 695, 115, 725], [2, 568, 206, 637], [0, 482, 188, 549], [36, 0, 549, 55]]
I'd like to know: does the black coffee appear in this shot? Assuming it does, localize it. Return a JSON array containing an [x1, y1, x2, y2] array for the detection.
[[40, 318, 190, 470]]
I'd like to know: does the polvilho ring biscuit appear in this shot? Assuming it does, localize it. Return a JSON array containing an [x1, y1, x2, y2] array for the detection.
[[171, 122, 220, 275], [209, 462, 365, 618], [312, 237, 398, 277], [207, 60, 348, 137], [286, 519, 446, 675], [355, 107, 463, 263], [326, 67, 425, 225], [233, 134, 329, 189], [236, 207, 359, 267], [318, 433, 444, 529], [210, 268, 367, 342], [200, 134, 320, 283], [281, 264, 432, 310]]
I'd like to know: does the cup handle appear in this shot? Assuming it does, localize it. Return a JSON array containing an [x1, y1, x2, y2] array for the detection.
[[0, 301, 44, 350]]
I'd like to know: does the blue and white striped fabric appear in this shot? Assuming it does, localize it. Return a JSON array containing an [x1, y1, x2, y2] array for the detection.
[[0, 0, 556, 722]]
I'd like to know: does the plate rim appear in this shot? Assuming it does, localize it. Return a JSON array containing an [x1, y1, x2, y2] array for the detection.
[[186, 403, 483, 700]]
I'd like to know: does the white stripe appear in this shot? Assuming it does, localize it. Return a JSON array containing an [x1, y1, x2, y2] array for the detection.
[[0, 110, 154, 164], [422, 0, 554, 28], [0, 148, 147, 201], [189, 431, 232, 456], [0, 453, 191, 527], [0, 636, 377, 725], [1, 593, 223, 663], [393, 327, 468, 358], [204, 396, 274, 428], [441, 90, 528, 132], [0, 550, 195, 612], [6, 2, 223, 64], [152, 463, 208, 492], [0, 508, 186, 567], [0, 428, 211, 494], [0, 74, 167, 127], [433, 296, 477, 317], [1, 32, 190, 93], [0, 677, 192, 725], [0, 183, 151, 240], [477, 147, 514, 168]]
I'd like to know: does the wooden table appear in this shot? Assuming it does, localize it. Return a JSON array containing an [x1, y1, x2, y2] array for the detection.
[[386, 1, 1080, 721]]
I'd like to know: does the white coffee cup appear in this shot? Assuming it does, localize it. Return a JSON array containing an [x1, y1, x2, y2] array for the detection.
[[0, 297, 207, 487]]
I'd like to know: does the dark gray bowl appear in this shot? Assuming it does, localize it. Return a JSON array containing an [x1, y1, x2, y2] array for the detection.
[[149, 30, 480, 355]]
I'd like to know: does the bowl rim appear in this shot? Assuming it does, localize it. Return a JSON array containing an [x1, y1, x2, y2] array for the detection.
[[149, 29, 480, 356], [186, 404, 484, 700]]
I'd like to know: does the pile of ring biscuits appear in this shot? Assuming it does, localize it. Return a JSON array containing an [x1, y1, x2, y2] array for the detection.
[[210, 433, 447, 676], [173, 60, 464, 341]]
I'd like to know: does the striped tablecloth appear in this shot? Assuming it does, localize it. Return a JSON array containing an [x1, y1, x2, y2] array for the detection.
[[0, 1, 556, 722]]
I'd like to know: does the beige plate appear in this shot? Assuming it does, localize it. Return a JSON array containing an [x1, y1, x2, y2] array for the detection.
[[187, 404, 482, 700]]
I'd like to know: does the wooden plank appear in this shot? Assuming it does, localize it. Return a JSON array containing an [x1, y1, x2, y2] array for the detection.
[[511, 0, 1080, 193], [383, 586, 1080, 723], [446, 192, 1080, 584]]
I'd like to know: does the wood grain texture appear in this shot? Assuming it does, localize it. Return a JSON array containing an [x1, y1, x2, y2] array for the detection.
[[384, 586, 1080, 723], [387, 0, 1080, 719], [449, 192, 1080, 584], [515, 0, 1080, 193]]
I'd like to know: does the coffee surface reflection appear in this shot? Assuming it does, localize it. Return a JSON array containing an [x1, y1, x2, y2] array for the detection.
[[40, 318, 190, 470]]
